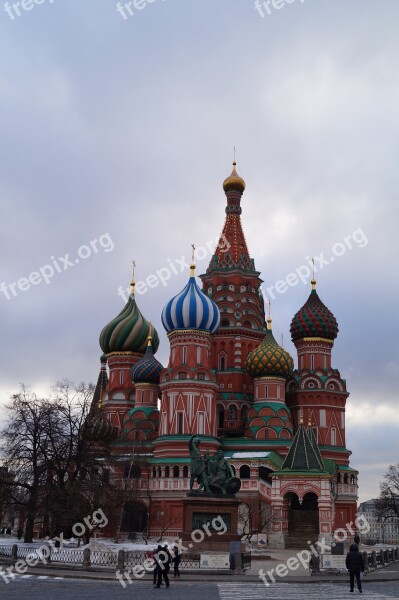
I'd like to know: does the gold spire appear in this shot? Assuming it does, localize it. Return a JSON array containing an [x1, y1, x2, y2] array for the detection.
[[130, 260, 136, 295], [147, 323, 153, 347], [267, 298, 272, 330], [299, 409, 304, 425], [311, 258, 316, 290], [98, 388, 103, 410], [190, 243, 196, 277]]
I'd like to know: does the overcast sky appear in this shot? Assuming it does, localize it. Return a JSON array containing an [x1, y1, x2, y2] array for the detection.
[[0, 0, 398, 504]]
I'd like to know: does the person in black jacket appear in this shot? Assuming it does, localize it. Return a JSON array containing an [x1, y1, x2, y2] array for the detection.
[[154, 545, 171, 588], [172, 546, 181, 579], [345, 543, 364, 593]]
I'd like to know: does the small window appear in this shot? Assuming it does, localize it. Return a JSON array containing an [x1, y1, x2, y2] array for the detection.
[[320, 409, 326, 427], [178, 413, 183, 434], [178, 372, 187, 379], [173, 466, 180, 478], [310, 354, 314, 370], [331, 427, 336, 446], [198, 373, 205, 380], [219, 355, 226, 371], [183, 466, 189, 478], [165, 466, 170, 478], [182, 346, 187, 364]]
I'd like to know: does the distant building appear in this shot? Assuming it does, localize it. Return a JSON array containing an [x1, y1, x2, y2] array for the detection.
[[358, 499, 399, 544]]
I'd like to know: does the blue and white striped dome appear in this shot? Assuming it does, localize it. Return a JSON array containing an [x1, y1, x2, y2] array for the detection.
[[162, 268, 220, 334]]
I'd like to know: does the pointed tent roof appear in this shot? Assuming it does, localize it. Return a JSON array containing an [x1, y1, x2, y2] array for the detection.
[[89, 354, 108, 417], [206, 162, 255, 273], [281, 422, 325, 472]]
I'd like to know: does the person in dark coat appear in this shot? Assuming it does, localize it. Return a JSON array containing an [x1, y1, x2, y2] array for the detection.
[[172, 546, 181, 579], [154, 544, 170, 588], [346, 543, 364, 593], [354, 532, 360, 545]]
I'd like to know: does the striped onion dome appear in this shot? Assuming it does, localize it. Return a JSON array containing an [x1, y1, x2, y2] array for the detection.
[[86, 414, 118, 444], [100, 280, 159, 354], [290, 280, 338, 342], [246, 319, 294, 379], [161, 264, 220, 334], [131, 337, 163, 384]]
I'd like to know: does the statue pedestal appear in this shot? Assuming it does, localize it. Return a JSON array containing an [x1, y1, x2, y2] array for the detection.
[[181, 495, 243, 552]]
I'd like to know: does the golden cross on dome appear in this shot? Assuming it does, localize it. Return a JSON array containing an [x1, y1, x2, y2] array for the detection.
[[191, 244, 196, 263], [311, 258, 316, 290], [267, 299, 272, 330], [130, 260, 136, 295], [233, 146, 236, 164]]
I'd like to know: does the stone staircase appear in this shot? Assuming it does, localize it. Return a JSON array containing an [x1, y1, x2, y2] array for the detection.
[[285, 510, 319, 549]]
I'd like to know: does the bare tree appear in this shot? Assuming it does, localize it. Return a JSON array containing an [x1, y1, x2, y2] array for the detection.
[[0, 386, 49, 542], [238, 497, 274, 543], [0, 381, 118, 544], [379, 464, 399, 519]]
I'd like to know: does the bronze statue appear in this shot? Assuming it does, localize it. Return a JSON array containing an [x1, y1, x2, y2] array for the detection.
[[188, 436, 241, 495], [189, 436, 210, 492]]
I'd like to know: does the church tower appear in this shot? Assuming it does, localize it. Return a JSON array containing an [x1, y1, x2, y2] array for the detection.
[[200, 163, 267, 437], [286, 277, 358, 530], [154, 256, 221, 459], [99, 274, 159, 429]]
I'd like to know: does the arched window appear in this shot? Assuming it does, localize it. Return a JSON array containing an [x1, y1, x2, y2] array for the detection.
[[221, 319, 230, 327], [241, 405, 249, 423], [229, 404, 237, 420], [220, 356, 226, 370], [165, 466, 170, 478], [183, 466, 189, 478], [182, 346, 187, 364], [240, 465, 251, 479], [152, 467, 156, 478], [173, 466, 180, 478]]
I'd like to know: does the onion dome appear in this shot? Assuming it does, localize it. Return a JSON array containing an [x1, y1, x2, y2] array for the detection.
[[131, 336, 163, 384], [161, 262, 220, 334], [86, 415, 118, 444], [290, 279, 338, 342], [100, 278, 159, 354], [223, 161, 246, 194], [121, 406, 159, 442], [245, 318, 294, 379]]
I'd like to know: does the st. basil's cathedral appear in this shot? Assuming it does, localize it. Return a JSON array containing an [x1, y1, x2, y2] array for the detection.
[[88, 163, 359, 548]]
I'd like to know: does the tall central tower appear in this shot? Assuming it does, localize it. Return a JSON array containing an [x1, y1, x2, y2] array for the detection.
[[200, 163, 266, 436]]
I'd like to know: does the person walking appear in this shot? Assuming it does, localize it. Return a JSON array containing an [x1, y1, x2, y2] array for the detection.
[[346, 543, 364, 593], [172, 546, 181, 579]]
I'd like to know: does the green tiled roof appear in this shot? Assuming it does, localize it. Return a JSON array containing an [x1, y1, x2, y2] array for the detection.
[[281, 424, 326, 472]]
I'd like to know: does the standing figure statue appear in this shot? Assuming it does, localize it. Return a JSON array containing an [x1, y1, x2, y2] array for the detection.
[[189, 436, 210, 492]]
